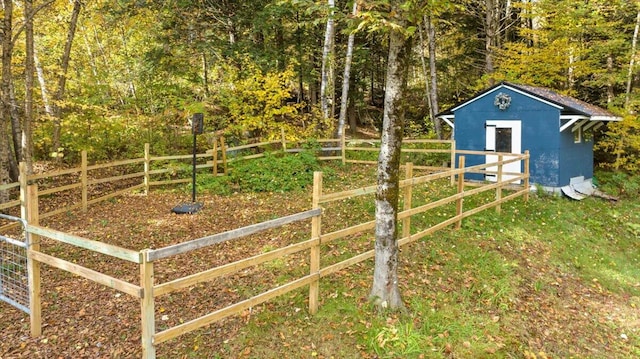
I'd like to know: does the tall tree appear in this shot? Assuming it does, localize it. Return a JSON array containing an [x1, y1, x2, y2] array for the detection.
[[51, 0, 82, 156], [1, 0, 15, 191], [484, 0, 498, 82], [337, 1, 357, 138], [23, 0, 35, 173], [625, 8, 640, 110], [320, 0, 336, 120], [369, 1, 414, 310], [419, 14, 443, 139]]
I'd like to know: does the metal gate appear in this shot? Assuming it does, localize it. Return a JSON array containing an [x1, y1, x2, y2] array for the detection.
[[0, 214, 30, 314]]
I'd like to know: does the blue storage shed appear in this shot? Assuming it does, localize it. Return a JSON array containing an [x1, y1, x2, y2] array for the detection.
[[437, 82, 621, 191]]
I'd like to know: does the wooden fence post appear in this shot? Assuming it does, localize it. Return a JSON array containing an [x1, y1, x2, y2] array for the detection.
[[341, 132, 346, 165], [455, 156, 465, 229], [524, 150, 530, 201], [81, 151, 88, 212], [220, 137, 228, 175], [402, 163, 413, 240], [450, 140, 456, 186], [19, 162, 27, 220], [144, 143, 150, 195], [496, 154, 503, 214], [26, 184, 42, 337], [309, 171, 322, 315], [212, 138, 218, 176], [140, 249, 156, 359], [281, 128, 287, 152]]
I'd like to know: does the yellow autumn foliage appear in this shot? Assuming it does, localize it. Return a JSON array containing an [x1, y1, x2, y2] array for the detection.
[[212, 61, 333, 142]]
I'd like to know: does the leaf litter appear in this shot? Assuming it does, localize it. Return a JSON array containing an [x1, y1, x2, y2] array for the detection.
[[1, 166, 639, 358]]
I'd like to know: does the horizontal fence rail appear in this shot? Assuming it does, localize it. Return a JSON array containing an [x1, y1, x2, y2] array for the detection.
[[0, 137, 458, 227], [147, 208, 322, 261], [0, 133, 532, 359]]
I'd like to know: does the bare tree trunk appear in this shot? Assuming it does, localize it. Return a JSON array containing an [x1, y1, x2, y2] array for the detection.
[[427, 16, 442, 138], [34, 49, 53, 115], [23, 0, 34, 174], [227, 18, 235, 45], [337, 2, 358, 139], [607, 54, 614, 105], [295, 11, 305, 103], [8, 83, 20, 180], [51, 0, 82, 156], [202, 52, 209, 97], [370, 20, 412, 311], [320, 0, 335, 120], [484, 0, 498, 84], [81, 25, 98, 78], [418, 22, 433, 128], [1, 0, 20, 182], [419, 15, 442, 139], [568, 48, 576, 90], [626, 9, 640, 110], [0, 0, 14, 201]]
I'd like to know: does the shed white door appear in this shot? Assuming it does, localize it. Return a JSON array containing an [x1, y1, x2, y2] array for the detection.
[[485, 120, 522, 183]]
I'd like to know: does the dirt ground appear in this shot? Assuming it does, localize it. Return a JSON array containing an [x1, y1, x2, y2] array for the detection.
[[1, 184, 639, 358], [1, 190, 315, 358]]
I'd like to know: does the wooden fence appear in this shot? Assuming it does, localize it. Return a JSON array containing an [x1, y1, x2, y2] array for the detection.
[[14, 147, 529, 358], [0, 136, 455, 230]]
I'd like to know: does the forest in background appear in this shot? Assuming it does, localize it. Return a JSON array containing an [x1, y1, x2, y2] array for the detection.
[[0, 0, 639, 190]]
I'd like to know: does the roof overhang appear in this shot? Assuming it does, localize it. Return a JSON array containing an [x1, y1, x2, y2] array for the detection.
[[591, 115, 622, 122], [559, 114, 621, 133], [438, 114, 455, 129], [448, 83, 564, 113]]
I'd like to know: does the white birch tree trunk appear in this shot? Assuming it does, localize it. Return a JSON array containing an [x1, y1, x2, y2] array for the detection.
[[626, 9, 640, 110], [568, 49, 576, 90], [427, 16, 441, 137], [418, 22, 433, 129], [34, 49, 53, 116], [320, 0, 335, 120], [337, 2, 357, 139], [419, 14, 442, 139], [370, 20, 412, 311]]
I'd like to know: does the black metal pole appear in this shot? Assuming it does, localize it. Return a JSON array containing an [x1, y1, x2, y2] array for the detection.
[[192, 128, 197, 203]]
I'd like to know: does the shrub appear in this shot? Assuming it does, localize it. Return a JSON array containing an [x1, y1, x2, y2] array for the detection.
[[594, 170, 640, 198], [228, 151, 321, 193], [211, 60, 334, 141], [191, 174, 233, 196]]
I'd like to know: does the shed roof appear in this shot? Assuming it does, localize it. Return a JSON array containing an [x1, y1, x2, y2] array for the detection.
[[437, 82, 621, 122]]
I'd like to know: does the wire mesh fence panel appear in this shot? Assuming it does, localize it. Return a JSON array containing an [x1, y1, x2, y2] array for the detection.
[[0, 215, 29, 314]]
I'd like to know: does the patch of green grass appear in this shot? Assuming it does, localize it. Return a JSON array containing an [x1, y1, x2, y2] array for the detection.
[[509, 196, 640, 296], [185, 151, 343, 196], [229, 151, 321, 193], [179, 166, 640, 358]]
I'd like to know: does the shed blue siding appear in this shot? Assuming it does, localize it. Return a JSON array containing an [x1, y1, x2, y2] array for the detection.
[[454, 87, 565, 186], [442, 82, 619, 189], [558, 130, 594, 185]]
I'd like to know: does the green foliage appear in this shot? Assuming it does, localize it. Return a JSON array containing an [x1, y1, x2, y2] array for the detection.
[[211, 61, 333, 141], [34, 110, 143, 162], [595, 114, 640, 172], [494, 0, 636, 99], [370, 321, 423, 357], [595, 169, 640, 198], [227, 151, 321, 193], [34, 108, 197, 163], [190, 174, 233, 196]]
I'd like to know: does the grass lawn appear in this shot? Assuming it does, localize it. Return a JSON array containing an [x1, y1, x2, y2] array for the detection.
[[1, 161, 638, 358], [221, 185, 640, 358]]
